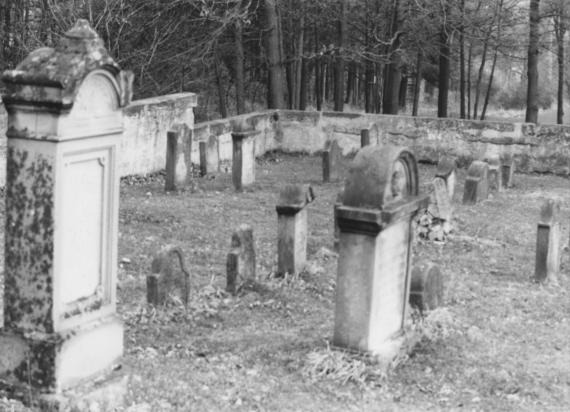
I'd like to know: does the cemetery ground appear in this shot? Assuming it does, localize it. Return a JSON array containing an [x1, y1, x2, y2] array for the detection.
[[1, 152, 570, 411]]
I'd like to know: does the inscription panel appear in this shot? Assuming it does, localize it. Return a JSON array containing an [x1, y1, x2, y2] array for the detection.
[[368, 220, 409, 348], [60, 148, 111, 307]]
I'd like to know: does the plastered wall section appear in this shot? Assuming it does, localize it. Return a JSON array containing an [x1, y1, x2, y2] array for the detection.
[[122, 93, 197, 176]]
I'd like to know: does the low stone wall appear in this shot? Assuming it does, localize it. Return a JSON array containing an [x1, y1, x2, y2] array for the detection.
[[0, 92, 197, 186], [1, 96, 569, 185]]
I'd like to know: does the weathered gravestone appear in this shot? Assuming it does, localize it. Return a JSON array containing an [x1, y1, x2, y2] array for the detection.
[[0, 19, 132, 409], [463, 160, 489, 204], [435, 156, 457, 200], [276, 184, 315, 275], [147, 246, 190, 306], [534, 199, 561, 283], [333, 189, 344, 252], [199, 141, 207, 177], [322, 139, 342, 182], [165, 124, 192, 191], [409, 262, 444, 312], [360, 129, 370, 147], [226, 224, 256, 294], [232, 130, 258, 191], [333, 145, 429, 360], [430, 177, 453, 234], [486, 156, 503, 192], [501, 153, 515, 188], [207, 135, 219, 173]]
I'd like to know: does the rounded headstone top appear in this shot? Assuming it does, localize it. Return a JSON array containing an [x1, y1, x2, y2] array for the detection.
[[2, 19, 123, 110], [343, 145, 419, 209]]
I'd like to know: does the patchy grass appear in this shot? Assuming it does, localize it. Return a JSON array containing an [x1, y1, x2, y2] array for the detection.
[[1, 152, 570, 411]]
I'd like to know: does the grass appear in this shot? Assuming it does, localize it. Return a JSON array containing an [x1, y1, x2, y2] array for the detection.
[[1, 152, 570, 411]]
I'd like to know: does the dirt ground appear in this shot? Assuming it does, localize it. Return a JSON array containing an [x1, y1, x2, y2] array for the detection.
[[1, 152, 570, 412]]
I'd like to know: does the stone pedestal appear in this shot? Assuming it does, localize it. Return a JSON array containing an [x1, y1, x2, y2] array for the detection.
[[0, 20, 131, 409], [463, 160, 489, 204], [165, 124, 192, 191], [232, 130, 258, 191], [534, 199, 561, 283], [322, 139, 341, 182], [206, 135, 219, 173], [333, 145, 428, 361], [276, 185, 315, 275]]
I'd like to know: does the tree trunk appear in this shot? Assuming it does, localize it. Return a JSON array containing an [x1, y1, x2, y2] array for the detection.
[[264, 0, 285, 109], [525, 0, 541, 123], [399, 75, 408, 110], [299, 57, 308, 110], [234, 20, 246, 115], [214, 52, 228, 118], [334, 0, 347, 112], [554, 12, 566, 124], [459, 0, 466, 119], [437, 27, 450, 118], [412, 50, 422, 116], [467, 41, 473, 119], [294, 12, 305, 110], [481, 0, 504, 121], [383, 0, 401, 115]]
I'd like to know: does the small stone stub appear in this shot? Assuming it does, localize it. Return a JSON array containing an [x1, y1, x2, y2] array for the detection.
[[147, 246, 190, 306], [462, 160, 489, 205], [409, 262, 444, 312], [322, 139, 342, 182]]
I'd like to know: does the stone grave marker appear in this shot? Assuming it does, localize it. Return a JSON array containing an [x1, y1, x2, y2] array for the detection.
[[0, 19, 132, 409], [322, 139, 341, 182], [409, 262, 444, 312], [165, 124, 192, 191], [333, 145, 429, 360], [207, 134, 219, 173], [232, 130, 258, 190], [147, 246, 190, 306], [333, 189, 344, 252], [534, 199, 561, 283], [431, 177, 453, 233], [501, 153, 515, 188], [463, 160, 489, 204], [360, 129, 370, 147], [226, 224, 256, 293], [435, 155, 456, 200], [486, 156, 503, 192], [276, 184, 315, 275], [199, 141, 207, 176]]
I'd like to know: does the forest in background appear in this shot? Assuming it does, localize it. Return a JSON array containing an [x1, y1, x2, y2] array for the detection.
[[0, 0, 568, 124]]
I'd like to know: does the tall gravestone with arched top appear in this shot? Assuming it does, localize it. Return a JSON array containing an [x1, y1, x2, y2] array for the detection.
[[0, 20, 132, 409], [333, 145, 429, 362]]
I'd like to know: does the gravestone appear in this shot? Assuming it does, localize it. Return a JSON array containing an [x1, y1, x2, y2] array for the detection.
[[534, 199, 561, 283], [333, 145, 429, 360], [322, 139, 341, 182], [232, 130, 258, 190], [333, 190, 344, 252], [431, 177, 453, 233], [207, 135, 219, 173], [276, 184, 315, 275], [463, 160, 489, 204], [486, 156, 503, 192], [0, 19, 132, 409], [435, 156, 456, 200], [165, 124, 192, 191], [199, 141, 207, 176], [226, 224, 256, 293], [501, 153, 515, 188], [147, 246, 190, 306], [360, 129, 370, 147], [409, 262, 444, 312]]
